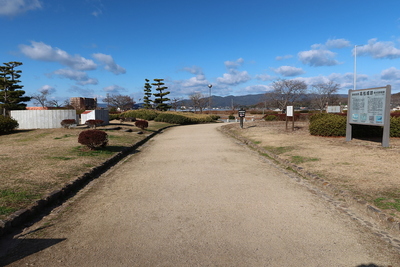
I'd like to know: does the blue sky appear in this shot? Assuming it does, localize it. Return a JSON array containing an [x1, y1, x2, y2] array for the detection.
[[2, 0, 400, 105]]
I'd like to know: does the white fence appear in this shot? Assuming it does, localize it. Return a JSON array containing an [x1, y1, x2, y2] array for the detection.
[[10, 110, 77, 129], [80, 110, 109, 125]]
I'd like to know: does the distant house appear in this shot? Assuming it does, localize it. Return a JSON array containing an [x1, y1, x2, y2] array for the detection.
[[70, 97, 97, 110]]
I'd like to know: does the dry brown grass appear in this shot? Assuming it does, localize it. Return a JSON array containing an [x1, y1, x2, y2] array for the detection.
[[0, 120, 171, 219], [223, 120, 400, 217]]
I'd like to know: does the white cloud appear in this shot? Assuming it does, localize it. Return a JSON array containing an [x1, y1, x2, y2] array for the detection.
[[325, 38, 351, 49], [217, 70, 251, 85], [381, 67, 400, 80], [356, 38, 400, 59], [38, 84, 56, 94], [272, 66, 305, 77], [103, 85, 126, 94], [298, 49, 340, 67], [217, 58, 251, 86], [92, 53, 126, 75], [19, 41, 97, 71], [224, 58, 244, 69], [0, 0, 42, 16], [256, 74, 274, 81], [52, 69, 98, 85], [180, 66, 208, 87]]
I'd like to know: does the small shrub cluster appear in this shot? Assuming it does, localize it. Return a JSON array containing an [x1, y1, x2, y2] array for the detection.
[[85, 119, 104, 129], [264, 115, 277, 121], [209, 115, 220, 120], [154, 113, 192, 124], [61, 119, 76, 128], [109, 114, 120, 120], [0, 115, 19, 134], [123, 109, 159, 120], [228, 115, 235, 120], [78, 129, 108, 150], [309, 113, 346, 136], [135, 120, 149, 130], [390, 116, 400, 137]]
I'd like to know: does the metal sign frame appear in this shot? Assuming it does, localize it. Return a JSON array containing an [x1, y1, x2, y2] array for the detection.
[[346, 85, 391, 147]]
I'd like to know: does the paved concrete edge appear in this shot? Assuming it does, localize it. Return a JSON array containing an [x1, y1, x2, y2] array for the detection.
[[218, 125, 400, 236], [0, 125, 176, 238]]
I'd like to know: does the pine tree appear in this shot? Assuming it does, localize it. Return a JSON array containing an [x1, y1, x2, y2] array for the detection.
[[152, 78, 171, 111], [0, 62, 30, 116], [143, 79, 153, 109]]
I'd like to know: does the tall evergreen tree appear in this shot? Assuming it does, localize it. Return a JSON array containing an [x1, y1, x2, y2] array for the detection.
[[152, 78, 171, 111], [0, 62, 30, 116], [143, 79, 153, 109]]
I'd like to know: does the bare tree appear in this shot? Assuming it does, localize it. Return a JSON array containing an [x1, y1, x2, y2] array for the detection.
[[266, 79, 308, 111], [170, 97, 182, 111], [48, 99, 64, 108], [102, 94, 135, 111], [189, 93, 208, 113], [31, 89, 50, 107], [310, 80, 340, 112]]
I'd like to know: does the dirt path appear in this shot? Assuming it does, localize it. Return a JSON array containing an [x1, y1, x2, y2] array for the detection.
[[1, 123, 399, 266]]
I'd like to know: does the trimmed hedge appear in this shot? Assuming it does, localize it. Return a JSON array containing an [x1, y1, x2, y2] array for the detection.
[[154, 113, 193, 124], [309, 113, 400, 138], [264, 115, 277, 121], [122, 109, 159, 121], [0, 115, 19, 134], [309, 113, 346, 137]]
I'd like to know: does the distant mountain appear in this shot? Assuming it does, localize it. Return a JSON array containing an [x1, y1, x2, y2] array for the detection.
[[181, 93, 349, 109]]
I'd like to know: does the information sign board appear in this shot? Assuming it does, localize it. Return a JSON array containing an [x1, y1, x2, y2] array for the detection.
[[286, 106, 293, 117], [327, 106, 341, 113], [346, 85, 391, 147], [348, 87, 389, 126]]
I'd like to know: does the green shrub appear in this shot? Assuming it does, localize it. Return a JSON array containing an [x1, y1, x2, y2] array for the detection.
[[228, 115, 235, 120], [210, 115, 220, 120], [309, 113, 346, 136], [109, 114, 120, 120], [78, 130, 108, 150], [390, 116, 400, 137], [122, 109, 159, 120], [264, 115, 277, 121], [0, 115, 19, 134], [155, 113, 192, 125]]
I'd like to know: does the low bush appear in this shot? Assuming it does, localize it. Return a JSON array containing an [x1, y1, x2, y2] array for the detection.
[[155, 113, 192, 125], [122, 109, 159, 120], [228, 115, 235, 120], [78, 129, 108, 150], [135, 120, 149, 130], [209, 115, 220, 120], [264, 115, 277, 121], [309, 113, 346, 136], [85, 119, 104, 129], [0, 115, 19, 134], [390, 116, 400, 137], [109, 114, 120, 120], [61, 119, 76, 128]]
